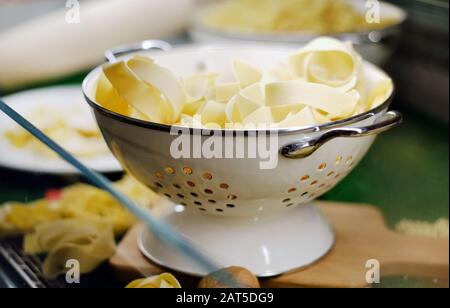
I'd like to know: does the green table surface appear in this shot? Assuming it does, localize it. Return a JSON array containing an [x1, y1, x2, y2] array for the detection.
[[0, 74, 448, 288]]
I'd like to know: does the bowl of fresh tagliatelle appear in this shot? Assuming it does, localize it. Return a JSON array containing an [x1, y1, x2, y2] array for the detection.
[[189, 0, 407, 66], [81, 37, 402, 277]]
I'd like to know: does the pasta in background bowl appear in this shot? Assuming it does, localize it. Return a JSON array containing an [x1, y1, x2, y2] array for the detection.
[[190, 0, 407, 66]]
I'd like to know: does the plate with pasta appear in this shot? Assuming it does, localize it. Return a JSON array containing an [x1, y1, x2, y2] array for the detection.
[[0, 86, 122, 174]]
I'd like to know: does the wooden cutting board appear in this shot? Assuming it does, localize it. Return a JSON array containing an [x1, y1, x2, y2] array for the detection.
[[109, 201, 449, 288]]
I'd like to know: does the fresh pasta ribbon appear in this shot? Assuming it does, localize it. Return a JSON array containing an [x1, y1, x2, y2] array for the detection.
[[96, 72, 131, 116], [103, 61, 170, 123], [97, 37, 394, 129], [126, 273, 181, 288], [287, 37, 362, 92], [24, 219, 116, 279], [128, 56, 185, 123], [265, 81, 359, 117], [232, 60, 263, 88]]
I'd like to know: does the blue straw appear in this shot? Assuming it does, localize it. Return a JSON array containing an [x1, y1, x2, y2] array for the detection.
[[0, 99, 219, 275]]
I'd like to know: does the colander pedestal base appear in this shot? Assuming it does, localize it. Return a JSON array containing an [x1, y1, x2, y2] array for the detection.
[[139, 202, 335, 278]]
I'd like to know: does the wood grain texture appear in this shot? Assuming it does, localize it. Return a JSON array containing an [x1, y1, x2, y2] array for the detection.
[[110, 201, 449, 288]]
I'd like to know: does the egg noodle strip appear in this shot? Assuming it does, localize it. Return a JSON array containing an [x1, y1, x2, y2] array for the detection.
[[24, 219, 116, 279], [126, 273, 181, 288], [97, 37, 393, 129]]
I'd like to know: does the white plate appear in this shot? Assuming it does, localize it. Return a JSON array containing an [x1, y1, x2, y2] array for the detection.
[[0, 86, 122, 175]]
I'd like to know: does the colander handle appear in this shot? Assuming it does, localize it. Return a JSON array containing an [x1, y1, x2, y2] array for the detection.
[[104, 40, 173, 63], [280, 110, 403, 159]]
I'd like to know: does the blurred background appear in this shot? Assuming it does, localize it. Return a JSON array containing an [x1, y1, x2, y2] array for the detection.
[[0, 0, 448, 288]]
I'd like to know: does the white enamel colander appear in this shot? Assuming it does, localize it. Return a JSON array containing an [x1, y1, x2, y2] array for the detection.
[[82, 41, 402, 277]]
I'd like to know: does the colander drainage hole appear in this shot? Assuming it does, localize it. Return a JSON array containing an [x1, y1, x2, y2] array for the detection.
[[318, 163, 327, 171], [301, 175, 310, 182], [186, 181, 196, 187], [182, 167, 193, 175], [227, 194, 237, 200], [203, 173, 213, 180], [165, 167, 175, 175]]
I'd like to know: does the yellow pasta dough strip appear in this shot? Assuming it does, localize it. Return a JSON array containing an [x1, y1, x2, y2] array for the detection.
[[95, 72, 131, 116], [126, 273, 181, 288], [182, 74, 210, 102], [197, 100, 227, 127], [271, 104, 304, 122], [288, 37, 361, 92], [214, 82, 241, 102], [103, 61, 171, 123], [232, 59, 263, 88], [182, 99, 206, 116], [225, 83, 265, 123], [243, 106, 274, 125], [278, 106, 318, 127], [24, 219, 115, 279], [368, 78, 394, 109], [265, 81, 359, 117], [127, 56, 185, 123]]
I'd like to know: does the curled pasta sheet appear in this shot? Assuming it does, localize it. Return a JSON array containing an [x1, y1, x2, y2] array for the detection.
[[97, 37, 393, 129], [103, 61, 170, 123], [287, 38, 362, 92], [232, 60, 263, 88], [128, 56, 185, 123], [182, 73, 215, 103], [96, 72, 131, 116], [24, 219, 116, 279], [266, 82, 359, 117], [126, 273, 181, 288], [226, 83, 265, 123]]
